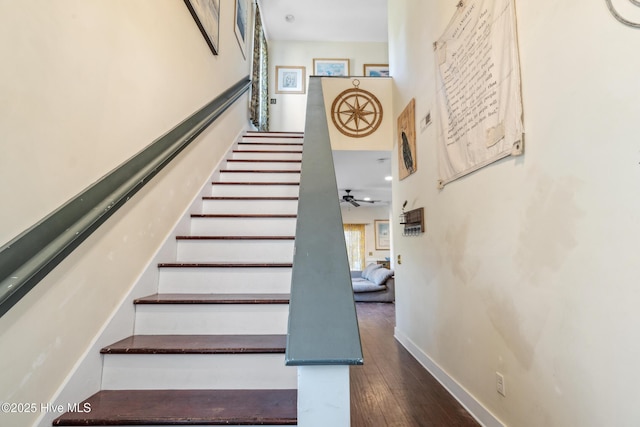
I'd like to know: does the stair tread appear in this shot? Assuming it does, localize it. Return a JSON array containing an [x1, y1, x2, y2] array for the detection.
[[175, 236, 295, 240], [227, 159, 301, 163], [191, 214, 297, 218], [238, 141, 302, 147], [203, 196, 299, 200], [101, 334, 288, 354], [158, 262, 293, 268], [52, 389, 297, 425], [245, 131, 303, 136], [232, 150, 302, 154], [212, 181, 300, 185], [220, 169, 301, 173], [134, 293, 291, 304]]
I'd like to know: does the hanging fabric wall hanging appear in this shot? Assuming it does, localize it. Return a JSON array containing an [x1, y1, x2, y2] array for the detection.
[[434, 0, 524, 188]]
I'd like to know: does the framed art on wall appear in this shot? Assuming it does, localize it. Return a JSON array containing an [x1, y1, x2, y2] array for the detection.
[[234, 0, 248, 58], [398, 98, 417, 180], [275, 66, 306, 94], [375, 220, 390, 250], [363, 64, 390, 77], [313, 58, 350, 76], [184, 0, 220, 55]]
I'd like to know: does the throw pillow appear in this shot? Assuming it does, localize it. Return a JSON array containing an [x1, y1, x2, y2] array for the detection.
[[368, 268, 394, 286], [362, 263, 382, 280]]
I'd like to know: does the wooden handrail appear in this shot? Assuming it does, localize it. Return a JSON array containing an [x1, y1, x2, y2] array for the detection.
[[0, 77, 251, 317], [285, 77, 364, 366]]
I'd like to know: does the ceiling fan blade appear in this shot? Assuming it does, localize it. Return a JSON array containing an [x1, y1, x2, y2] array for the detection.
[[350, 200, 360, 207]]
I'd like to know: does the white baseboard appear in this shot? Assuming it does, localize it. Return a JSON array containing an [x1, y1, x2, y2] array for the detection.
[[394, 327, 506, 427]]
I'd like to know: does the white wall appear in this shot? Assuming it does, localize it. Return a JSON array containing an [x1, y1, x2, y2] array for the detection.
[[340, 205, 392, 265], [0, 1, 252, 425], [389, 1, 640, 426], [268, 40, 388, 131]]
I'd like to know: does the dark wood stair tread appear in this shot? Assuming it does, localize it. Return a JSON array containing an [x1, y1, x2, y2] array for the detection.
[[232, 150, 302, 154], [191, 214, 297, 218], [175, 236, 295, 240], [202, 196, 299, 200], [134, 293, 290, 304], [226, 159, 301, 163], [245, 132, 303, 137], [53, 389, 297, 425], [158, 262, 293, 268], [101, 334, 287, 354], [238, 142, 303, 146], [212, 181, 300, 185], [220, 169, 301, 173]]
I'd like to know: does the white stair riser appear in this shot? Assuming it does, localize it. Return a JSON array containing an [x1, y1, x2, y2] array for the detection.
[[102, 354, 297, 390], [232, 151, 302, 161], [210, 184, 299, 197], [225, 161, 301, 171], [158, 267, 292, 294], [134, 304, 289, 335], [242, 135, 303, 143], [201, 199, 298, 215], [176, 240, 294, 263], [219, 172, 300, 183], [237, 143, 302, 152], [191, 217, 297, 236]]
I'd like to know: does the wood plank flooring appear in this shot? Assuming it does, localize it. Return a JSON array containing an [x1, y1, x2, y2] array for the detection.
[[351, 303, 480, 427]]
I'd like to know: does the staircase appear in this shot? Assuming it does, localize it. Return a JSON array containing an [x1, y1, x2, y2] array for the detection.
[[53, 131, 304, 426]]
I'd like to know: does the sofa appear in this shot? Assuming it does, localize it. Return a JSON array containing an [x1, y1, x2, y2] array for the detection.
[[351, 263, 395, 302]]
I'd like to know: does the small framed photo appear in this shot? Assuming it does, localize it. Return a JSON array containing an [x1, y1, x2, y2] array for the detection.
[[184, 0, 220, 55], [276, 66, 306, 94], [234, 0, 249, 58], [313, 58, 350, 76], [374, 220, 390, 250], [363, 64, 390, 77]]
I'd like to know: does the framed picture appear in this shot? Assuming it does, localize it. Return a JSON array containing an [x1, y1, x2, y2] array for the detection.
[[363, 64, 390, 77], [375, 220, 390, 250], [398, 98, 417, 180], [276, 66, 306, 94], [234, 0, 249, 58], [184, 0, 220, 55], [313, 58, 350, 76]]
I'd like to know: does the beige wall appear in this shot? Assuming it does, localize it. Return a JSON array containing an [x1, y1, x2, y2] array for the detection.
[[0, 1, 252, 425], [389, 1, 640, 426], [268, 40, 388, 131], [0, 0, 251, 246]]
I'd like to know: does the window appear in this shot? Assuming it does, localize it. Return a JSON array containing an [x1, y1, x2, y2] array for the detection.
[[343, 224, 365, 271]]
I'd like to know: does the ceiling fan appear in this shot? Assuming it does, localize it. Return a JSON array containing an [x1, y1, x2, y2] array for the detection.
[[340, 189, 377, 207]]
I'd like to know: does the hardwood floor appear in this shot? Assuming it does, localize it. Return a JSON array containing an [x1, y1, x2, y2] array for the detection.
[[351, 303, 480, 427]]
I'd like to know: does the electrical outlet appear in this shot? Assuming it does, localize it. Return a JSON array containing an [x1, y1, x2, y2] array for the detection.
[[496, 372, 506, 397]]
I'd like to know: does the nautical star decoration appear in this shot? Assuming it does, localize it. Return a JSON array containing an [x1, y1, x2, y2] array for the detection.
[[331, 79, 383, 138]]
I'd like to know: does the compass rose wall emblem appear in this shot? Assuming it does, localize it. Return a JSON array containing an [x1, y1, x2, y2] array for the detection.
[[330, 79, 383, 138]]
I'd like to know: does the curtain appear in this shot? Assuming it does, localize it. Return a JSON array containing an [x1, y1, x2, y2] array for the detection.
[[250, 4, 269, 131], [344, 224, 365, 271]]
